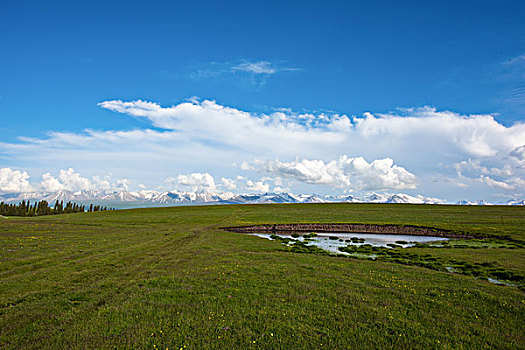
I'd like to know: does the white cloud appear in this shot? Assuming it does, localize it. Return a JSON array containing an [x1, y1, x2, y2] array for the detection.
[[453, 143, 525, 193], [250, 156, 418, 191], [221, 177, 237, 190], [0, 168, 34, 193], [186, 60, 301, 87], [510, 145, 525, 164], [219, 176, 275, 193], [503, 53, 525, 67], [40, 173, 67, 192], [357, 108, 525, 158], [39, 168, 129, 192], [55, 168, 93, 191], [273, 186, 286, 193], [1, 99, 525, 201], [478, 175, 514, 190], [94, 100, 525, 161], [231, 60, 300, 75], [163, 172, 273, 194], [166, 173, 216, 192], [245, 180, 270, 193], [232, 61, 277, 74], [116, 179, 130, 191]]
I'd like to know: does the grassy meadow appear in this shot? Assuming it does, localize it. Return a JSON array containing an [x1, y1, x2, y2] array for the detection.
[[0, 203, 524, 349]]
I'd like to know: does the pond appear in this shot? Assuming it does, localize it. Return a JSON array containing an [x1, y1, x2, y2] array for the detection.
[[251, 232, 448, 255]]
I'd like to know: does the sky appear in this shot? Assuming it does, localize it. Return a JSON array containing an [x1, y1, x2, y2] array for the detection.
[[0, 0, 524, 202]]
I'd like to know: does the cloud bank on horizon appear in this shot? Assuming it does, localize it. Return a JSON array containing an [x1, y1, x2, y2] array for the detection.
[[0, 99, 524, 202]]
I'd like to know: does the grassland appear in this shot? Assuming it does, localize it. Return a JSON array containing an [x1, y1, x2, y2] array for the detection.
[[0, 203, 524, 349]]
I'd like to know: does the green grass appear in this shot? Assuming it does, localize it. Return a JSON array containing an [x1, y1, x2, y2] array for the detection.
[[0, 203, 524, 349]]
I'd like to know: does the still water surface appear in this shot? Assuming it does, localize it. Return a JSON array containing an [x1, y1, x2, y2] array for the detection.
[[252, 232, 448, 254]]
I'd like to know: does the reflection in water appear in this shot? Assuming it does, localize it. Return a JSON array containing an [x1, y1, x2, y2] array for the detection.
[[252, 232, 448, 255]]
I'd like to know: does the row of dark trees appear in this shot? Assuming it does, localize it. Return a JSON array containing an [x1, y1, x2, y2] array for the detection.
[[0, 200, 115, 217]]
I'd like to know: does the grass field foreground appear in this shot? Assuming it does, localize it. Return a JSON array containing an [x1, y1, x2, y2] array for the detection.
[[0, 203, 524, 349]]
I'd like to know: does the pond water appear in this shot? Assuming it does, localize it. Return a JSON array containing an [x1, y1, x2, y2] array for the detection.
[[252, 232, 448, 255], [487, 278, 516, 287]]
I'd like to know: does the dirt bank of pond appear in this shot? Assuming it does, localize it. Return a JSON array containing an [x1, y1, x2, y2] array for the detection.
[[221, 223, 475, 238]]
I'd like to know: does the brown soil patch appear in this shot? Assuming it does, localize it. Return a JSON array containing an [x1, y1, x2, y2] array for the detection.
[[221, 223, 475, 238]]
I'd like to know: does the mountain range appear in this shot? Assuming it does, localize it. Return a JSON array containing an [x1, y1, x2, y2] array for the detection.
[[0, 190, 523, 208]]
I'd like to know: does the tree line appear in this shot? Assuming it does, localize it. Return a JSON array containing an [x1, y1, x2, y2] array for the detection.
[[0, 200, 115, 217]]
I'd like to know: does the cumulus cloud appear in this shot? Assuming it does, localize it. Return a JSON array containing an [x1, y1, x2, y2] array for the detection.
[[452, 142, 525, 193], [2, 99, 525, 200], [221, 177, 237, 190], [358, 108, 525, 158], [0, 167, 132, 194], [510, 145, 525, 164], [166, 173, 216, 192], [116, 179, 130, 191], [39, 168, 129, 192], [478, 175, 514, 190], [218, 176, 275, 193], [454, 146, 525, 196], [218, 175, 290, 193], [250, 156, 418, 191], [245, 179, 270, 192], [0, 168, 34, 193], [40, 168, 94, 192], [95, 100, 525, 161]]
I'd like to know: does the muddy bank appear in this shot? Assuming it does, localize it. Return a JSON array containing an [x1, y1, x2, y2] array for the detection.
[[221, 223, 475, 238]]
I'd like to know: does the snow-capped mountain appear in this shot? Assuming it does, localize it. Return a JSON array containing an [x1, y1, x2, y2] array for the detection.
[[363, 193, 389, 203], [0, 190, 522, 208], [507, 199, 525, 206], [386, 193, 445, 204], [387, 194, 423, 204], [455, 199, 492, 205]]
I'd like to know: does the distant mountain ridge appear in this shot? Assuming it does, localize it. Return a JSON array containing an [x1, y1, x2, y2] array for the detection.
[[0, 189, 523, 208]]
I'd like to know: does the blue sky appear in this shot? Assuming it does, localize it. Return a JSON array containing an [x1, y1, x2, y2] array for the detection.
[[1, 0, 524, 202]]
